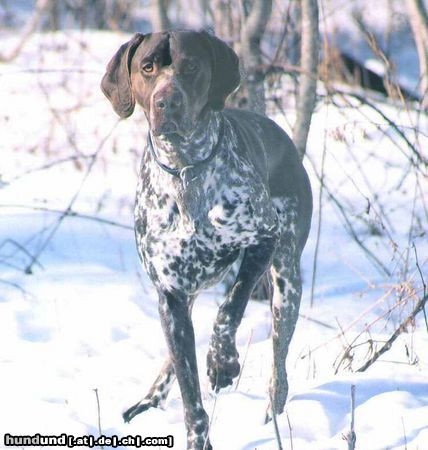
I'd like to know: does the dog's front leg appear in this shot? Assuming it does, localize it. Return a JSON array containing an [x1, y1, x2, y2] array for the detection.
[[158, 289, 211, 450], [207, 235, 278, 391]]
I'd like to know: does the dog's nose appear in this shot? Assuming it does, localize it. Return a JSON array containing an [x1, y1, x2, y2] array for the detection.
[[154, 91, 182, 111]]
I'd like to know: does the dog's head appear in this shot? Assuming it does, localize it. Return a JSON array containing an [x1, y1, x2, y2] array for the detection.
[[101, 30, 240, 137]]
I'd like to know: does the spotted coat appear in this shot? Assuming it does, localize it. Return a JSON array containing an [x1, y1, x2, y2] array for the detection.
[[101, 30, 312, 450], [134, 113, 279, 295]]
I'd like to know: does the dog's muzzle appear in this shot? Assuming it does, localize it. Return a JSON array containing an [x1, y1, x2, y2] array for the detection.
[[150, 84, 191, 136]]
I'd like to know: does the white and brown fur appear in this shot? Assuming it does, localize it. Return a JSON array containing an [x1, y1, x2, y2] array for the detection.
[[101, 30, 312, 450]]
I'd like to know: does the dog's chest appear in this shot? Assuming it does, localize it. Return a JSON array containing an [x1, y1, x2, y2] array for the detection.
[[134, 144, 277, 292]]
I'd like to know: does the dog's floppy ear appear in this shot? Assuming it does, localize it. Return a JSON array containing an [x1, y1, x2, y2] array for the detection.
[[201, 31, 240, 111], [101, 33, 145, 118]]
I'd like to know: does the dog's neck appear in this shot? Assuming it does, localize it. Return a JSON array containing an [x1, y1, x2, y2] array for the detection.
[[149, 110, 221, 169], [148, 110, 223, 231]]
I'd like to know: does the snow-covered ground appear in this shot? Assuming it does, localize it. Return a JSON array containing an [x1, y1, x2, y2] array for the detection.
[[1, 31, 427, 450]]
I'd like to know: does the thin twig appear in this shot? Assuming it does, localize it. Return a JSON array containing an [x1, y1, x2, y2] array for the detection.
[[413, 243, 428, 331], [93, 388, 104, 449], [328, 94, 422, 187], [37, 79, 84, 156], [271, 1, 293, 66], [0, 0, 49, 62], [0, 238, 44, 270], [401, 417, 408, 450], [401, 180, 419, 296], [310, 100, 328, 307], [413, 244, 427, 298], [5, 153, 97, 184], [343, 385, 357, 450], [334, 318, 353, 374], [335, 286, 424, 371], [0, 204, 132, 231], [270, 392, 283, 450], [0, 279, 34, 299], [23, 120, 119, 274], [341, 91, 427, 167], [306, 153, 392, 276], [285, 409, 294, 450], [299, 313, 335, 330], [357, 294, 428, 372], [300, 286, 395, 359], [205, 391, 219, 450], [234, 329, 253, 391]]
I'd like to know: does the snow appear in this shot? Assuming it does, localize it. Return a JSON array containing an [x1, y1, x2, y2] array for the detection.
[[1, 29, 427, 450]]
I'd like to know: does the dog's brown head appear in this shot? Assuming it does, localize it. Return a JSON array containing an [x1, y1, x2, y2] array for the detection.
[[101, 30, 240, 137]]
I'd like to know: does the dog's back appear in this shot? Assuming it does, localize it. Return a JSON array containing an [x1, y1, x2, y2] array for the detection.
[[224, 108, 312, 251]]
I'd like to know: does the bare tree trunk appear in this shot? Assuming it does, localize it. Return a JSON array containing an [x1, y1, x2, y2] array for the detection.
[[239, 0, 272, 115], [406, 0, 428, 107], [47, 0, 60, 30], [212, 0, 235, 41], [151, 0, 171, 31], [198, 0, 210, 27], [0, 0, 49, 62], [293, 0, 319, 159], [289, 4, 302, 66]]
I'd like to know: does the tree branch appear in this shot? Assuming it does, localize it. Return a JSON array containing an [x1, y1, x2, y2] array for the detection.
[[0, 0, 50, 63], [357, 293, 428, 372]]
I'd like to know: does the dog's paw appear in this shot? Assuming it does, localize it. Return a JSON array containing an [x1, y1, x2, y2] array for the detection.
[[123, 398, 158, 423], [206, 340, 240, 392]]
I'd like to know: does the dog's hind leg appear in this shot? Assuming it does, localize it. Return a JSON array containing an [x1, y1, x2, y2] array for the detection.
[[267, 255, 301, 420], [123, 295, 195, 423], [266, 198, 302, 421], [207, 236, 278, 392], [123, 358, 175, 422]]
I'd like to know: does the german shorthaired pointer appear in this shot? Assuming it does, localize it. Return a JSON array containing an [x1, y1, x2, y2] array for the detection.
[[101, 30, 312, 450]]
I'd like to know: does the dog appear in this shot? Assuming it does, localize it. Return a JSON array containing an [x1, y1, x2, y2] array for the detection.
[[101, 30, 312, 450]]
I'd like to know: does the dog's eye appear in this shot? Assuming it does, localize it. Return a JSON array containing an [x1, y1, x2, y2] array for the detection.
[[185, 62, 198, 73], [142, 62, 154, 73]]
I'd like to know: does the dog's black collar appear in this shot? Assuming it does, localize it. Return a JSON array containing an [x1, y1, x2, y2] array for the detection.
[[147, 116, 224, 187]]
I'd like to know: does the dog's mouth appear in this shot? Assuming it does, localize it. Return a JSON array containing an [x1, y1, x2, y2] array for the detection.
[[151, 117, 194, 139], [151, 120, 179, 136]]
